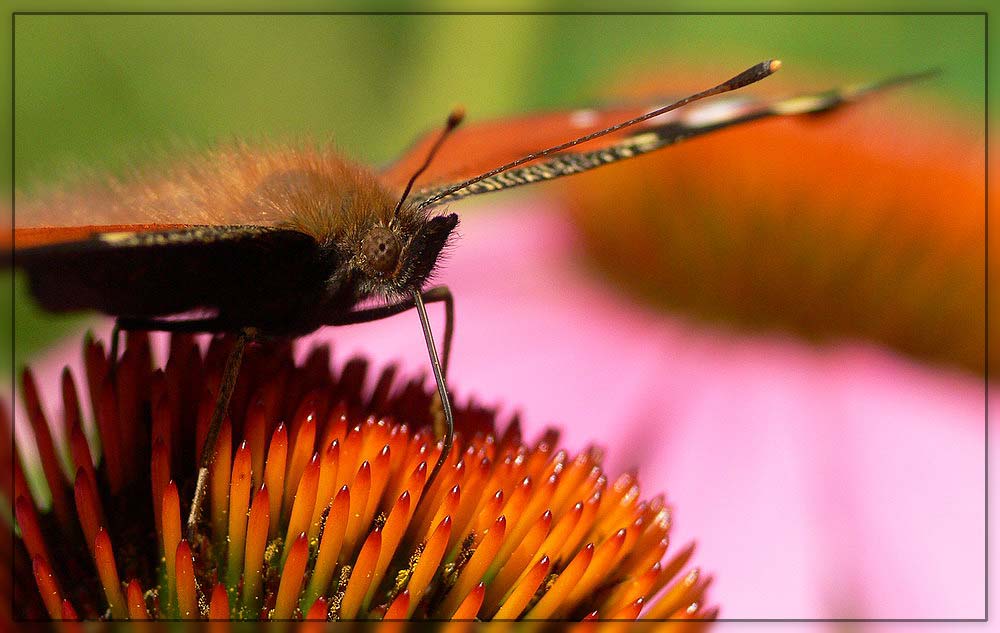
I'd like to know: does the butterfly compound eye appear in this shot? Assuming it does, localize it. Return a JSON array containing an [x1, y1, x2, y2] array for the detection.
[[362, 227, 402, 275]]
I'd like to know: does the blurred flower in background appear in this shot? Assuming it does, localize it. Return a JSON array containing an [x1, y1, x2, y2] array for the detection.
[[560, 68, 986, 374]]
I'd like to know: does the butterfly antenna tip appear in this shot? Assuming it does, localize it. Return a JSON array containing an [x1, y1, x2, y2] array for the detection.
[[393, 107, 466, 215], [447, 106, 466, 128]]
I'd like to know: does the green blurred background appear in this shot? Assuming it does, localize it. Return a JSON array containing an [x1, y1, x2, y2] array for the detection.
[[5, 6, 987, 373]]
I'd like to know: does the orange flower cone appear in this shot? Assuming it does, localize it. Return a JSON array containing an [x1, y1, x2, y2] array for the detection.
[[7, 332, 715, 625]]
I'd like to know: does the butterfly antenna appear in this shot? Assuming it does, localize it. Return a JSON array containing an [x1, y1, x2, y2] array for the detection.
[[842, 67, 940, 99], [770, 68, 940, 116], [418, 59, 782, 209], [394, 107, 466, 216]]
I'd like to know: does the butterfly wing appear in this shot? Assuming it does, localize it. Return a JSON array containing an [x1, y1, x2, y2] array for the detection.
[[380, 104, 658, 190], [399, 71, 932, 208], [16, 225, 326, 331], [10, 144, 394, 330], [13, 142, 395, 245]]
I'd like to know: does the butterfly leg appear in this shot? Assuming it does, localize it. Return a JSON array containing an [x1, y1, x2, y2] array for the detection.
[[112, 316, 255, 539], [327, 285, 454, 376], [186, 326, 256, 538], [326, 285, 455, 503]]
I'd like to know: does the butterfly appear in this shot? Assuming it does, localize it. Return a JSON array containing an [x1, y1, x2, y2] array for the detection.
[[11, 60, 928, 535]]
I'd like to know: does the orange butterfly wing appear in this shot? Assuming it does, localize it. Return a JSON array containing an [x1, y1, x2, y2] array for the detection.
[[388, 70, 931, 209], [14, 68, 927, 251], [380, 104, 659, 190], [12, 224, 191, 249], [13, 105, 655, 250], [11, 143, 397, 249]]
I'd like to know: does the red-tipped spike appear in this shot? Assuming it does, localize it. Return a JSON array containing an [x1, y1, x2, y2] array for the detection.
[[150, 389, 173, 451], [209, 416, 233, 541], [61, 598, 80, 621], [243, 397, 268, 489], [61, 366, 81, 441], [336, 423, 363, 490], [94, 528, 128, 619], [32, 556, 61, 619], [611, 596, 645, 620], [264, 423, 287, 538], [161, 482, 181, 610], [321, 407, 348, 449], [304, 596, 328, 621], [242, 483, 270, 612], [73, 468, 103, 557], [340, 528, 381, 620], [471, 488, 504, 538], [273, 532, 309, 620], [284, 406, 317, 516], [364, 444, 391, 527], [115, 342, 145, 481], [645, 568, 708, 619], [68, 423, 97, 493], [603, 560, 661, 615], [310, 439, 340, 538], [302, 485, 349, 613], [526, 542, 595, 619], [22, 369, 72, 525], [452, 581, 486, 620], [484, 509, 551, 611], [96, 378, 125, 494], [226, 440, 253, 588], [126, 578, 150, 619], [150, 437, 170, 536], [406, 515, 452, 615], [403, 460, 427, 508], [14, 495, 51, 569], [209, 582, 229, 620], [565, 528, 628, 608], [438, 515, 506, 617], [283, 452, 321, 564], [82, 333, 108, 423], [450, 456, 492, 544], [493, 555, 551, 620], [425, 484, 461, 546], [503, 472, 556, 555], [344, 460, 371, 550], [175, 540, 198, 619], [384, 590, 409, 620], [364, 490, 411, 611]]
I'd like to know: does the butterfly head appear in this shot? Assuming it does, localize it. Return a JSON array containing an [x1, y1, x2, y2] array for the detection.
[[352, 211, 458, 299]]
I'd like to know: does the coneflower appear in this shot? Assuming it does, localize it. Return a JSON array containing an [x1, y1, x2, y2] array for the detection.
[[562, 72, 984, 374], [7, 332, 714, 624]]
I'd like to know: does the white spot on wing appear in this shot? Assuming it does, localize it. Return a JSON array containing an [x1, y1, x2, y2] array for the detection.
[[570, 109, 599, 128], [682, 97, 751, 127], [99, 232, 138, 244]]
